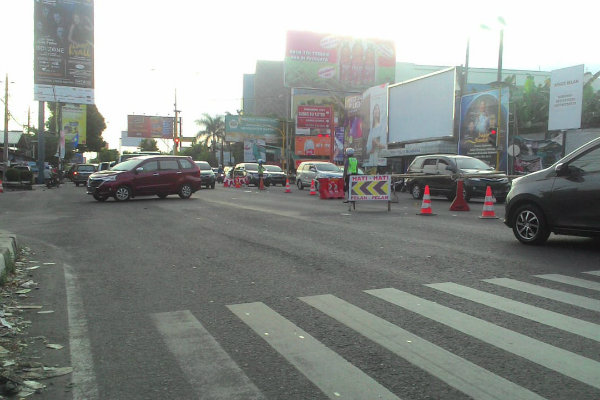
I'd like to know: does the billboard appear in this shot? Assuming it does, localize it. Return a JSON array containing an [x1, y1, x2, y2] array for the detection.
[[297, 106, 333, 130], [458, 89, 509, 170], [388, 68, 456, 144], [224, 116, 281, 143], [61, 103, 87, 147], [127, 115, 174, 139], [548, 65, 584, 131], [244, 139, 267, 162], [34, 0, 95, 104], [295, 136, 332, 156], [292, 88, 350, 136], [361, 84, 388, 167], [344, 95, 364, 160], [284, 31, 396, 91]]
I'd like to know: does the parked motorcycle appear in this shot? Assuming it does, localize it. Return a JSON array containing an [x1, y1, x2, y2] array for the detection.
[[45, 175, 60, 188]]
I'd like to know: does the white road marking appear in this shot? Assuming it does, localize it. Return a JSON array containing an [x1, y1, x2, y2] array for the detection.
[[426, 282, 600, 342], [64, 264, 99, 400], [151, 310, 264, 400], [228, 302, 400, 400], [366, 288, 600, 390], [535, 274, 600, 292], [301, 294, 545, 400], [484, 278, 600, 312]]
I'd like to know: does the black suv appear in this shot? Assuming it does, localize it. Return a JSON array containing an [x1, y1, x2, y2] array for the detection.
[[405, 155, 511, 202], [504, 137, 600, 244], [232, 163, 270, 187], [72, 164, 97, 186], [194, 161, 216, 189]]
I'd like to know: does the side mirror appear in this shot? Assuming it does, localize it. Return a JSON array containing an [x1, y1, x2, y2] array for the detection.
[[135, 167, 143, 174], [554, 163, 567, 176]]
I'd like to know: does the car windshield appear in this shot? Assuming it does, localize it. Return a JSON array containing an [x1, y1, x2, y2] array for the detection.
[[195, 162, 211, 170], [315, 163, 340, 172], [456, 158, 493, 170], [111, 158, 142, 171], [264, 165, 283, 172], [78, 165, 96, 172], [246, 165, 259, 172]]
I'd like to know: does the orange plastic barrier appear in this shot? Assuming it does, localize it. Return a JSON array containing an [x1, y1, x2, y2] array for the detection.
[[318, 178, 345, 199]]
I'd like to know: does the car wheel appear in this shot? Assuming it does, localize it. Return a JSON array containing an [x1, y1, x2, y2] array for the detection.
[[114, 186, 131, 201], [463, 187, 471, 202], [157, 194, 168, 199], [411, 183, 423, 199], [512, 204, 550, 245], [179, 184, 193, 199], [93, 194, 108, 202], [297, 180, 303, 190]]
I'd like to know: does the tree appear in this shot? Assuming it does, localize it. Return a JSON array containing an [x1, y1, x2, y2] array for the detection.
[[180, 142, 217, 165], [195, 114, 224, 164], [139, 139, 159, 152]]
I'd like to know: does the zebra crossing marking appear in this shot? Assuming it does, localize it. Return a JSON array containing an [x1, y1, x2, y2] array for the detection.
[[227, 302, 400, 400], [535, 274, 600, 292], [426, 282, 600, 342], [300, 294, 546, 400], [151, 310, 265, 400], [366, 288, 600, 390], [484, 278, 600, 312], [583, 270, 600, 277]]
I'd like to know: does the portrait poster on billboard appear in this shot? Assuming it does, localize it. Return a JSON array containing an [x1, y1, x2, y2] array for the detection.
[[61, 103, 87, 146], [34, 0, 95, 104], [333, 127, 345, 163], [548, 65, 584, 131], [361, 84, 388, 167], [458, 89, 509, 169], [285, 31, 396, 91], [244, 139, 267, 162], [127, 115, 174, 139], [224, 116, 281, 143]]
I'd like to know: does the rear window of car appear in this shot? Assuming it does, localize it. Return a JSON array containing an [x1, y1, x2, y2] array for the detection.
[[77, 165, 96, 172], [179, 159, 194, 169], [195, 161, 211, 170], [160, 160, 180, 170], [315, 163, 339, 172], [265, 165, 283, 172]]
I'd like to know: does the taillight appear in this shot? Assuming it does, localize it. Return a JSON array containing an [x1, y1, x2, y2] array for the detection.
[[74, 171, 78, 175]]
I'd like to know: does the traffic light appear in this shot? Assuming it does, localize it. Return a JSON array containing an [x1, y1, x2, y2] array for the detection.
[[173, 137, 180, 151], [488, 127, 498, 147]]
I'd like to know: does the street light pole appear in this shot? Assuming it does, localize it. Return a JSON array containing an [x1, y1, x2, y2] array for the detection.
[[3, 74, 9, 182]]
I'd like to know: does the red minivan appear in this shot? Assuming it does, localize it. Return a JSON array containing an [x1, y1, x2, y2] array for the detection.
[[86, 155, 202, 201]]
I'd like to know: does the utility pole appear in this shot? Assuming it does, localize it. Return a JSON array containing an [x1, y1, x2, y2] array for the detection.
[[173, 89, 180, 155], [3, 74, 9, 182]]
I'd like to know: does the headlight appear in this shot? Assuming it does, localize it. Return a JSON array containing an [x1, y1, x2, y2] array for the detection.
[[469, 178, 481, 182], [99, 175, 117, 181], [499, 177, 509, 183]]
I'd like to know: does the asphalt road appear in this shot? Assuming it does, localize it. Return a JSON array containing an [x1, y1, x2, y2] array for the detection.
[[1, 182, 599, 400]]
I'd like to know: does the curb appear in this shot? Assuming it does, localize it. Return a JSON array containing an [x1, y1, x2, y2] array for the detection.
[[0, 230, 19, 284]]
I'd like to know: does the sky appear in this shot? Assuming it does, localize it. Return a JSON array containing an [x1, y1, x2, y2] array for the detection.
[[2, 0, 599, 151]]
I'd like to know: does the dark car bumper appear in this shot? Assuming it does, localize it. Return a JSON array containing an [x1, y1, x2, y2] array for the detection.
[[464, 179, 511, 199]]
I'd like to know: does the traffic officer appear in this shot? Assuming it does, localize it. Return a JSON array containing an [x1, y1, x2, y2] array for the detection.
[[343, 148, 358, 201]]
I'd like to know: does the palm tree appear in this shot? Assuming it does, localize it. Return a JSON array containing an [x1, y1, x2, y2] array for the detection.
[[195, 114, 224, 164]]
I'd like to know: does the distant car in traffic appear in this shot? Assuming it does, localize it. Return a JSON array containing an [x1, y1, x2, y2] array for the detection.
[[194, 161, 216, 189], [295, 161, 342, 190], [232, 163, 270, 187], [404, 155, 511, 202], [504, 137, 600, 244], [72, 164, 97, 186], [86, 155, 202, 201], [263, 165, 287, 186]]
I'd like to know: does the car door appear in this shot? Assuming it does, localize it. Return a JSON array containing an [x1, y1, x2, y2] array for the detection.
[[158, 159, 182, 193], [436, 158, 454, 194], [550, 144, 600, 229], [133, 160, 160, 195]]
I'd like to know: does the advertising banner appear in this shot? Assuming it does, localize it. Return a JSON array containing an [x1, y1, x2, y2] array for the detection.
[[295, 136, 331, 156], [285, 31, 396, 91], [291, 88, 351, 136], [509, 134, 564, 175], [244, 139, 266, 162], [34, 0, 95, 104], [297, 106, 332, 129], [61, 103, 87, 146], [225, 115, 281, 143], [127, 115, 174, 138], [548, 65, 584, 131], [458, 89, 509, 170], [361, 84, 388, 167], [333, 127, 345, 163], [344, 95, 364, 161]]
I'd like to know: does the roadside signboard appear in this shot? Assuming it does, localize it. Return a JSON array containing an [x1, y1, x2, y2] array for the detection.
[[349, 175, 390, 201]]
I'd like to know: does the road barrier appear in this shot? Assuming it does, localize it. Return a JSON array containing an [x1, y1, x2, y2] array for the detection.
[[348, 175, 391, 212], [417, 185, 435, 216], [449, 179, 470, 211], [318, 178, 344, 199]]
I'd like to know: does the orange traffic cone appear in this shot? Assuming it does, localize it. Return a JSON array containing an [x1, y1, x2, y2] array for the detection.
[[0, 180, 3, 193], [285, 178, 291, 193], [480, 186, 499, 219], [235, 177, 241, 189], [417, 185, 436, 215], [259, 177, 265, 190], [223, 178, 229, 188], [309, 179, 317, 195]]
